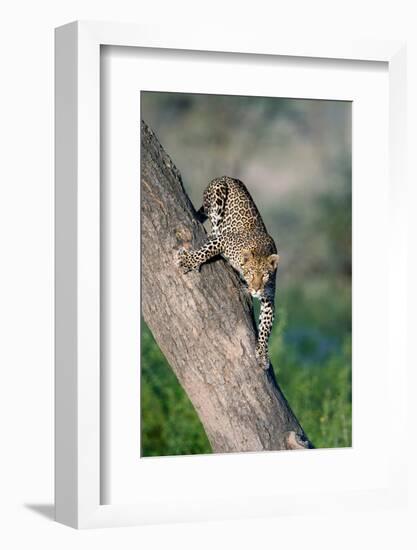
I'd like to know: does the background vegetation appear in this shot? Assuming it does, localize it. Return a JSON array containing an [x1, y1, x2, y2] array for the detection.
[[141, 92, 352, 456]]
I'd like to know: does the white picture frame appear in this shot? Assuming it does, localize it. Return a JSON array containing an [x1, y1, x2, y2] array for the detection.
[[55, 21, 407, 529]]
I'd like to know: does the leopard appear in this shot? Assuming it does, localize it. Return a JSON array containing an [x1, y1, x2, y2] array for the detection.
[[177, 175, 279, 370]]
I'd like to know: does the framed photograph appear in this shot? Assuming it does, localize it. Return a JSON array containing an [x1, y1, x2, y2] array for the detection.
[[55, 21, 407, 528]]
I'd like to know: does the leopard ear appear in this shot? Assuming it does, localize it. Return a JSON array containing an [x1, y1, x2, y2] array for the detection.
[[241, 249, 253, 265], [268, 254, 280, 271]]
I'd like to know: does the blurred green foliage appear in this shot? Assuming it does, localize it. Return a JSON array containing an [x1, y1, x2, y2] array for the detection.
[[141, 92, 351, 457]]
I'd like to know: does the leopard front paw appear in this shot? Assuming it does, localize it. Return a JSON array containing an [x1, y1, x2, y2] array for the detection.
[[176, 248, 197, 274], [255, 345, 270, 370]]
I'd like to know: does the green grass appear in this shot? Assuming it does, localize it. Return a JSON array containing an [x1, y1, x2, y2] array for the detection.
[[271, 321, 352, 449]]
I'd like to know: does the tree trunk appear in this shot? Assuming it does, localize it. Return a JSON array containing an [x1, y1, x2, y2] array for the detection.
[[141, 120, 313, 453]]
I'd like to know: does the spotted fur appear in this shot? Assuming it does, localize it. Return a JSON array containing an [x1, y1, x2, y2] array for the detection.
[[177, 176, 279, 370]]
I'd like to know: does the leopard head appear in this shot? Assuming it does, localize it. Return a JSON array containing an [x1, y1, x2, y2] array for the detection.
[[240, 250, 279, 298]]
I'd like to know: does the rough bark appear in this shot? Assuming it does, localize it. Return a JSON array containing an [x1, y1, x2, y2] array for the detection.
[[141, 120, 313, 453]]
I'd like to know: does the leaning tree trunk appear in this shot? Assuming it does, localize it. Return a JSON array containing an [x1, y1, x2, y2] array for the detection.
[[141, 120, 313, 453]]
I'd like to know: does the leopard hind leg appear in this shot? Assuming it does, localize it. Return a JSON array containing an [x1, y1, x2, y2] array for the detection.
[[200, 178, 228, 237]]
